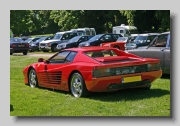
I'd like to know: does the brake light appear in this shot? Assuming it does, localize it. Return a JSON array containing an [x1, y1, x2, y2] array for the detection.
[[147, 63, 161, 71], [11, 44, 15, 48], [93, 67, 111, 78], [26, 43, 29, 47]]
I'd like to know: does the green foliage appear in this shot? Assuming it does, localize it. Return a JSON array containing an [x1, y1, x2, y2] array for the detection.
[[120, 10, 136, 26], [10, 56, 170, 116], [10, 10, 170, 35], [155, 10, 170, 32]]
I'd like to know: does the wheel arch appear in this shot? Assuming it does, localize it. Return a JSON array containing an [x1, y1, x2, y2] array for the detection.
[[68, 70, 83, 91], [27, 66, 36, 81]]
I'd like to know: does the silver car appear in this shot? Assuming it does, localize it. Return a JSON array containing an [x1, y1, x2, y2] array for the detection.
[[126, 32, 170, 74]]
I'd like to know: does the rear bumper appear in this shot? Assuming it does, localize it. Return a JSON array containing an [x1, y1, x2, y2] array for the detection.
[[29, 46, 39, 51], [85, 70, 162, 92], [39, 46, 51, 51], [10, 48, 29, 53]]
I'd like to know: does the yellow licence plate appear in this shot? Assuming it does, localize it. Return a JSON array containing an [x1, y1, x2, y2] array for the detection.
[[122, 76, 142, 83]]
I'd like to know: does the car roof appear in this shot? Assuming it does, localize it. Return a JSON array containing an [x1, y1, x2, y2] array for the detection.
[[56, 31, 78, 34], [160, 31, 170, 34], [138, 33, 160, 36]]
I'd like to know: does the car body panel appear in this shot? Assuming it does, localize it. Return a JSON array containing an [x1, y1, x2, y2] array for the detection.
[[101, 41, 126, 51]]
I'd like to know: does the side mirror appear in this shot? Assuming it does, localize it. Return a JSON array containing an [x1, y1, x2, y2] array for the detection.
[[38, 58, 44, 62]]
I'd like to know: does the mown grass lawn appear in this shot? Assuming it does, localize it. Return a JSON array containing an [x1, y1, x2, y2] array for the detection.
[[10, 55, 170, 116]]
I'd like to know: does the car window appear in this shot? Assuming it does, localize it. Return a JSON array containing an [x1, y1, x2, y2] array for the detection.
[[101, 35, 112, 41], [65, 52, 77, 63], [84, 50, 117, 58], [79, 36, 87, 42], [113, 34, 120, 40], [147, 35, 158, 42], [49, 51, 70, 63], [53, 34, 63, 39], [155, 34, 168, 47], [62, 33, 77, 40]]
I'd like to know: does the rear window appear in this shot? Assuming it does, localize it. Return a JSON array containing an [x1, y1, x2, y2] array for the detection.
[[84, 50, 118, 58]]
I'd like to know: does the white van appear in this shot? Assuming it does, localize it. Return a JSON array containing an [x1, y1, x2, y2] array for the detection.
[[71, 28, 96, 36], [112, 24, 138, 37]]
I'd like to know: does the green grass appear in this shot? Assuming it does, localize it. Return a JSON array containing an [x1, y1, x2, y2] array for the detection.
[[28, 51, 55, 54], [10, 56, 170, 116]]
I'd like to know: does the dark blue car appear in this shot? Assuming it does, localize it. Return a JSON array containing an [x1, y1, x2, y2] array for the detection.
[[10, 38, 29, 55]]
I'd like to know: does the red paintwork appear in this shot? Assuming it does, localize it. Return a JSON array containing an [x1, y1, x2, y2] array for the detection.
[[101, 41, 126, 51], [23, 46, 162, 93]]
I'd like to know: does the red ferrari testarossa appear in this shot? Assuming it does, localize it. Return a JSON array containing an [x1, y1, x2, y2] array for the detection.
[[23, 46, 162, 98]]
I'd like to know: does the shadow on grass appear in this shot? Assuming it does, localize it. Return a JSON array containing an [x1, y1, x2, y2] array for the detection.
[[87, 88, 170, 102], [161, 74, 170, 79], [35, 85, 169, 102], [10, 104, 14, 111]]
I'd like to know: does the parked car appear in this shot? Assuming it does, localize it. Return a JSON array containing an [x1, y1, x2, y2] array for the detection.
[[78, 33, 123, 47], [29, 36, 54, 52], [126, 32, 170, 74], [100, 37, 135, 50], [23, 46, 162, 98], [39, 31, 79, 52], [24, 37, 41, 44], [125, 33, 160, 50], [56, 35, 94, 51], [10, 38, 29, 55], [20, 36, 29, 41]]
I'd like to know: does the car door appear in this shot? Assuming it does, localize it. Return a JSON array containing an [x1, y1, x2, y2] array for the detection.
[[38, 51, 70, 88], [41, 51, 77, 89], [76, 36, 87, 47]]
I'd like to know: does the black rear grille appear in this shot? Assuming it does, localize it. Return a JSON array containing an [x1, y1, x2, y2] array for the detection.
[[110, 64, 147, 75], [40, 43, 46, 46]]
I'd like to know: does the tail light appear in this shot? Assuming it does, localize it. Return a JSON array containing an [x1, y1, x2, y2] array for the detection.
[[26, 43, 29, 47], [147, 63, 161, 71], [92, 63, 161, 78], [93, 67, 111, 78], [11, 44, 16, 48]]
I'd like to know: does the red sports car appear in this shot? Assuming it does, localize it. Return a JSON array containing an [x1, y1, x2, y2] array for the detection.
[[23, 47, 162, 98]]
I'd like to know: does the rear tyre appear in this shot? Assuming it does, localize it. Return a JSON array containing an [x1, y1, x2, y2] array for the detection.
[[23, 51, 28, 55], [28, 68, 38, 88], [42, 50, 49, 52], [70, 73, 89, 98], [51, 45, 57, 52]]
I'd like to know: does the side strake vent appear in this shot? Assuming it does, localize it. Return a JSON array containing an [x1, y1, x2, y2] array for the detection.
[[41, 71, 62, 84]]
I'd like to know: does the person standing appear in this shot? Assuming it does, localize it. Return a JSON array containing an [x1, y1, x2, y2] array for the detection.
[[10, 29, 14, 38]]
